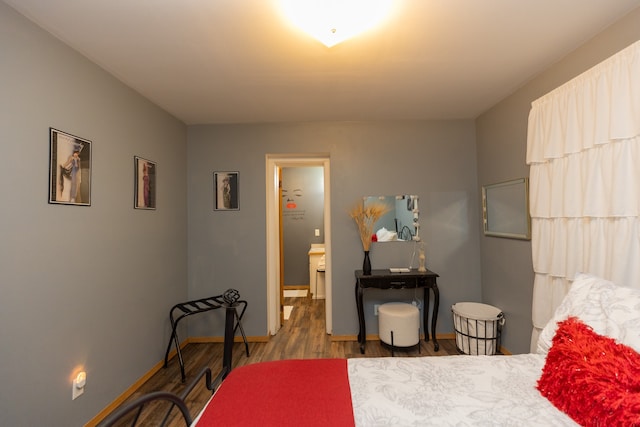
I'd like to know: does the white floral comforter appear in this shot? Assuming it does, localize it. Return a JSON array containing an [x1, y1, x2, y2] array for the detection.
[[348, 354, 577, 426]]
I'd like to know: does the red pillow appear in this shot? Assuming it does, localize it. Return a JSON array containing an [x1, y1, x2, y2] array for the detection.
[[537, 316, 640, 426]]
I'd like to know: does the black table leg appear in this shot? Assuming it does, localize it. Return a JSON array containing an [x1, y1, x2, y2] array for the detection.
[[423, 287, 430, 342], [355, 282, 366, 354], [423, 286, 439, 351], [431, 285, 439, 351]]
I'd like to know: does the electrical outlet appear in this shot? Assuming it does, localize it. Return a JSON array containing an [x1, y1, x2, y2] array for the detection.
[[374, 304, 380, 316], [72, 372, 86, 400], [72, 384, 84, 400]]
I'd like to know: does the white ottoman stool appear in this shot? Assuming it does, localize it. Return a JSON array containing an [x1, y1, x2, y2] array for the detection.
[[378, 302, 420, 355]]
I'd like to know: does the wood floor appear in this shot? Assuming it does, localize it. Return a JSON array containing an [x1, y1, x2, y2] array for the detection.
[[107, 293, 459, 426]]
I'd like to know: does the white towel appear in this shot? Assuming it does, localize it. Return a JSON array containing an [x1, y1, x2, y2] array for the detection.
[[376, 227, 398, 241]]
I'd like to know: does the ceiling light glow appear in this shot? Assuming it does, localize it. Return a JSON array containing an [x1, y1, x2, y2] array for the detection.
[[280, 0, 395, 48]]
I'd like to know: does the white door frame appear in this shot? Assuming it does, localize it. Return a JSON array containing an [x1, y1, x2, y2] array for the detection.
[[265, 154, 332, 335]]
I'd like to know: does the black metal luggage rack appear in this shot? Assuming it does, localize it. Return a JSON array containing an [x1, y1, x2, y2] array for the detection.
[[163, 289, 249, 382]]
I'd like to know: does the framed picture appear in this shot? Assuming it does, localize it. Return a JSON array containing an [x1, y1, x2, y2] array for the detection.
[[482, 177, 531, 240], [134, 157, 156, 209], [214, 171, 239, 210], [49, 128, 92, 206]]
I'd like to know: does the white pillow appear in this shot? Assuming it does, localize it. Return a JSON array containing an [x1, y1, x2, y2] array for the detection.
[[537, 273, 640, 355], [602, 285, 640, 353], [536, 273, 615, 354]]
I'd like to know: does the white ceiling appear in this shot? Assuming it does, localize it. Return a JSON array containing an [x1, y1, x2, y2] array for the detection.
[[5, 0, 640, 125]]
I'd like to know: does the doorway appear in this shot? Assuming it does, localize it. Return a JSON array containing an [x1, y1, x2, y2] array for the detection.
[[265, 154, 331, 335], [281, 166, 324, 303]]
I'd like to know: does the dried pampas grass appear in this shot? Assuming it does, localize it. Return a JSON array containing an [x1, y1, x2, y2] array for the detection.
[[349, 200, 390, 251]]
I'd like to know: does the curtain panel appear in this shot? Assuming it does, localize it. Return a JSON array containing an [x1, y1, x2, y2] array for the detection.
[[526, 40, 640, 351]]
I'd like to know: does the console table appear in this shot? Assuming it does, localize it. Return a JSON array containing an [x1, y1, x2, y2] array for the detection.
[[355, 268, 439, 354]]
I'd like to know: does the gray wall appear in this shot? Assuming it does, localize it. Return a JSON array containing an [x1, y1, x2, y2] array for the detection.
[[282, 166, 324, 286], [0, 3, 187, 425], [475, 7, 640, 354], [187, 121, 482, 339]]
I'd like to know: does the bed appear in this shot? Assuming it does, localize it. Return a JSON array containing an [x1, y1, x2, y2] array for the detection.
[[193, 354, 574, 426], [99, 273, 640, 426]]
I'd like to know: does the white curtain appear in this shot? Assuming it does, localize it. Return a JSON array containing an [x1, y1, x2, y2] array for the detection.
[[526, 40, 640, 351]]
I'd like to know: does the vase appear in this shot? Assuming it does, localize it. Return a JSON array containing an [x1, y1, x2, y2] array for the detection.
[[363, 250, 372, 275]]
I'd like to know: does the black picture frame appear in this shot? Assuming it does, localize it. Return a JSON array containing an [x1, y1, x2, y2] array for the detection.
[[214, 171, 239, 210], [48, 128, 92, 206], [134, 156, 156, 209]]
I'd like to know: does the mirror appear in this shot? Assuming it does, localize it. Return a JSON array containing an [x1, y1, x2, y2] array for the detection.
[[482, 178, 531, 240], [364, 195, 419, 242]]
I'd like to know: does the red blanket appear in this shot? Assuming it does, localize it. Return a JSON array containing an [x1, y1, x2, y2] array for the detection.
[[196, 359, 355, 426]]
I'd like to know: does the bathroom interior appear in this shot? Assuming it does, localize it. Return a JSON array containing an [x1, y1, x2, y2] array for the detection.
[[281, 166, 326, 313]]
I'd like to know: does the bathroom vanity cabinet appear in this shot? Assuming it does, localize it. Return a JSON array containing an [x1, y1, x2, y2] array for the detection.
[[308, 244, 325, 299]]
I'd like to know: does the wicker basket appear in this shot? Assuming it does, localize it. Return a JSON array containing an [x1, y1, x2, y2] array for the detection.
[[452, 302, 505, 355]]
